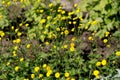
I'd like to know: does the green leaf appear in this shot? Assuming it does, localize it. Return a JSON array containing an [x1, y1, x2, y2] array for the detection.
[[93, 0, 108, 11]]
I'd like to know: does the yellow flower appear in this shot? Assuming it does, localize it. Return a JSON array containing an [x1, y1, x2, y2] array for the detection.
[[106, 44, 110, 48], [43, 64, 47, 68], [46, 70, 52, 77], [71, 37, 76, 41], [45, 42, 49, 45], [55, 72, 60, 78], [69, 21, 72, 24], [64, 72, 69, 77], [47, 16, 51, 20], [105, 32, 110, 37], [2, 1, 5, 5], [40, 19, 46, 24], [26, 44, 31, 49], [95, 75, 100, 79], [1, 32, 5, 37], [74, 4, 78, 7], [7, 1, 11, 6], [16, 38, 21, 44], [101, 59, 107, 66], [34, 66, 40, 72], [103, 39, 108, 43], [56, 28, 60, 31], [48, 3, 53, 8], [61, 16, 66, 20], [25, 23, 29, 27], [12, 50, 16, 54], [96, 62, 101, 67], [7, 62, 10, 66], [63, 45, 68, 49], [19, 23, 23, 27], [88, 36, 93, 41], [24, 78, 29, 80], [54, 45, 56, 49], [70, 47, 75, 52], [0, 31, 5, 37], [93, 70, 99, 76], [40, 10, 44, 13], [14, 46, 18, 50], [46, 66, 51, 71], [64, 30, 69, 35], [73, 21, 76, 24], [71, 28, 75, 32], [58, 9, 62, 13], [68, 12, 74, 16], [15, 66, 19, 71], [116, 51, 120, 56], [48, 70, 52, 74], [76, 8, 80, 13], [39, 74, 43, 78], [61, 10, 65, 14], [15, 28, 19, 32], [20, 57, 24, 62], [70, 43, 75, 47], [46, 72, 51, 77], [71, 78, 75, 80], [31, 74, 35, 79], [13, 53, 17, 57], [17, 32, 22, 37]]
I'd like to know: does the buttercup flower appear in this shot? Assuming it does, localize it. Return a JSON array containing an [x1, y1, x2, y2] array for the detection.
[[25, 23, 29, 27], [39, 74, 43, 78], [31, 74, 35, 79], [24, 78, 29, 80], [70, 46, 75, 52], [40, 10, 44, 13], [15, 28, 19, 32], [103, 39, 108, 43], [116, 51, 120, 56], [93, 70, 99, 76], [55, 72, 60, 78], [15, 66, 19, 71], [96, 61, 101, 67], [16, 38, 21, 44], [43, 64, 47, 68], [70, 43, 75, 47], [34, 66, 40, 72], [71, 78, 76, 80], [64, 72, 69, 77], [48, 3, 53, 8], [46, 70, 52, 77], [56, 28, 60, 31], [63, 45, 68, 49], [74, 4, 78, 7], [101, 59, 107, 66], [20, 57, 24, 62], [19, 23, 23, 27], [26, 44, 31, 49], [46, 66, 51, 71], [17, 32, 22, 37], [40, 19, 46, 24], [88, 36, 93, 41]]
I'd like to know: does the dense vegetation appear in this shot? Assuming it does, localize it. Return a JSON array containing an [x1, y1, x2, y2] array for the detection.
[[0, 0, 120, 80]]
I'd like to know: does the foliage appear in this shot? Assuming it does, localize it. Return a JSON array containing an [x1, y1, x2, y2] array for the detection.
[[0, 4, 9, 29], [77, 0, 120, 38], [0, 0, 120, 80]]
